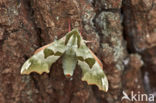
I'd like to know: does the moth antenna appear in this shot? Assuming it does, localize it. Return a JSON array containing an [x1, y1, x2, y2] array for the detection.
[[68, 19, 71, 32]]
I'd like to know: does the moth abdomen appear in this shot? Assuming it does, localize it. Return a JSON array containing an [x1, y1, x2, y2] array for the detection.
[[62, 48, 77, 77]]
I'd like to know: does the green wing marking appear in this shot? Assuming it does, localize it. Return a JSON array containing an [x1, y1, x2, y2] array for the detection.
[[21, 37, 66, 75], [76, 40, 108, 92]]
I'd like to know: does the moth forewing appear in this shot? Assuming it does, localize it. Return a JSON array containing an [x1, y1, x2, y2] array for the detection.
[[78, 59, 108, 92], [20, 35, 67, 75], [21, 51, 50, 74], [76, 39, 108, 92]]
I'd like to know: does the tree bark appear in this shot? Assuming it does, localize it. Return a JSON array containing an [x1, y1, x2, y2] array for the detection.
[[0, 0, 155, 103]]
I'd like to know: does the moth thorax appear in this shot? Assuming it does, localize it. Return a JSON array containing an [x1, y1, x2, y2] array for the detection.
[[65, 47, 76, 56], [66, 34, 79, 48]]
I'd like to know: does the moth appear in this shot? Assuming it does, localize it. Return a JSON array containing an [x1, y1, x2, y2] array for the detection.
[[21, 29, 108, 92]]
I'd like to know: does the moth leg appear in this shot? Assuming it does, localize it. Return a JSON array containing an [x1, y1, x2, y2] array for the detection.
[[84, 40, 96, 43]]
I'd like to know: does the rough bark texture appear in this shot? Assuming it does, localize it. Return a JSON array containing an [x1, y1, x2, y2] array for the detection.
[[0, 0, 155, 103]]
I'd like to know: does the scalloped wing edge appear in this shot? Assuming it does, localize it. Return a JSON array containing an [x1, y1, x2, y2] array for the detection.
[[20, 58, 50, 75], [77, 49, 108, 92], [81, 75, 108, 92]]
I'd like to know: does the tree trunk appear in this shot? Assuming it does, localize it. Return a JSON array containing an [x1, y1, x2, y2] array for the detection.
[[0, 0, 155, 103]]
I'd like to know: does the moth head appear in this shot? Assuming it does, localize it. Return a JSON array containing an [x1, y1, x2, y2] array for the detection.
[[65, 29, 81, 48]]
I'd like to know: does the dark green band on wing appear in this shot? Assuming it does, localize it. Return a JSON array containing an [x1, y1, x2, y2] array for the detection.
[[65, 31, 73, 45], [44, 48, 54, 59], [77, 56, 84, 61], [85, 58, 95, 68], [65, 29, 80, 46], [76, 34, 81, 48], [54, 51, 62, 56]]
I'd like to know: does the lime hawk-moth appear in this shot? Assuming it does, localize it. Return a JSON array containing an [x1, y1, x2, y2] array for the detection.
[[21, 29, 108, 92]]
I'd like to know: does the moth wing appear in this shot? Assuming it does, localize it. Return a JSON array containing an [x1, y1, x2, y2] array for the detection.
[[76, 42, 108, 92], [21, 37, 66, 75]]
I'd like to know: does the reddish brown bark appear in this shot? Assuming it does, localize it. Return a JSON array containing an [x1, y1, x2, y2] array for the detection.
[[0, 0, 155, 103]]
